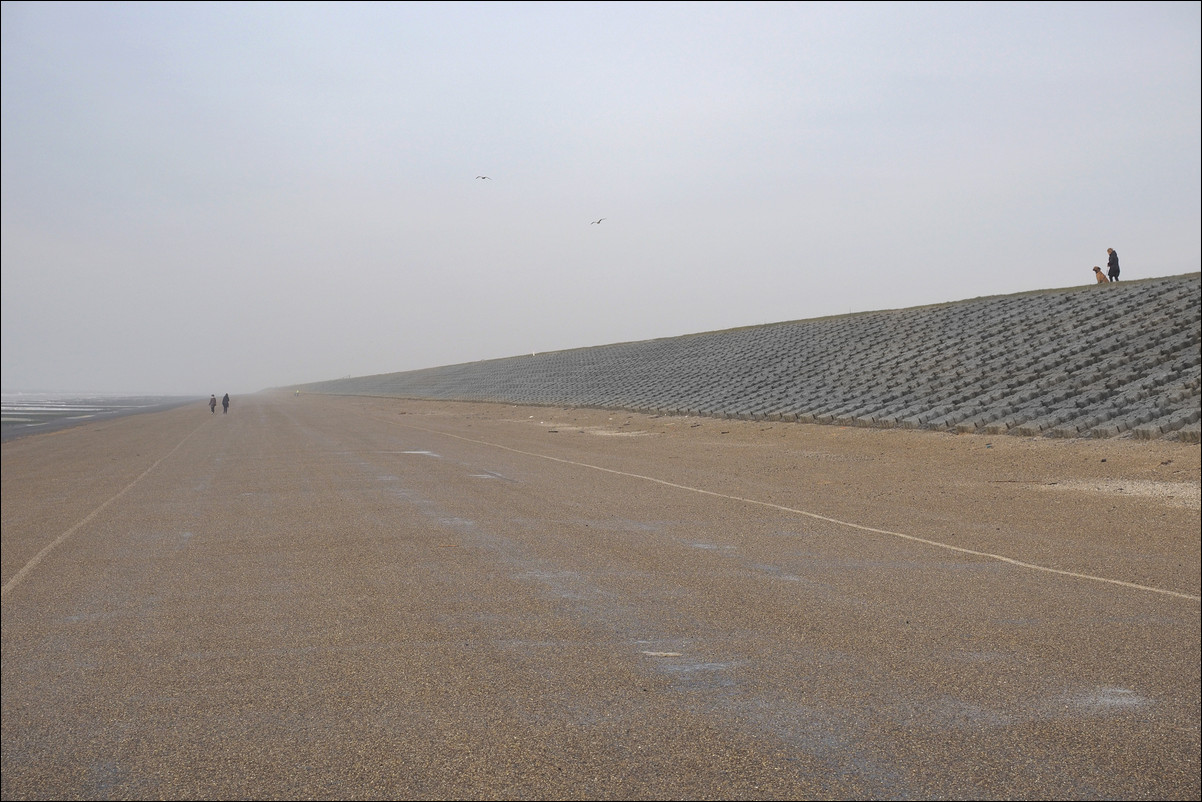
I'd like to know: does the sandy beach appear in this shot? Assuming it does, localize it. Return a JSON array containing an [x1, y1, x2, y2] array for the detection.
[[3, 393, 1199, 799]]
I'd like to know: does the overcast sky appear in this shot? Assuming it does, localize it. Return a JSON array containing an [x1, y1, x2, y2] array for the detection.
[[3, 1, 1199, 396]]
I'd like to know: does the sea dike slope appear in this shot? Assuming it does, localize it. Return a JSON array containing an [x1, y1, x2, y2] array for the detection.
[[299, 273, 1202, 442]]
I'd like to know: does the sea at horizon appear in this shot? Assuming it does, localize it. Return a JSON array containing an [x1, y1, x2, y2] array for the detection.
[[1, 392, 199, 442]]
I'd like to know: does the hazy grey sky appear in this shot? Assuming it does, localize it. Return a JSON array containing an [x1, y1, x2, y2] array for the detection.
[[3, 1, 1199, 395]]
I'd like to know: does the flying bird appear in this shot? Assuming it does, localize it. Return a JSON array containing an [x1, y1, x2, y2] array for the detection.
[[475, 175, 491, 180], [591, 218, 606, 224]]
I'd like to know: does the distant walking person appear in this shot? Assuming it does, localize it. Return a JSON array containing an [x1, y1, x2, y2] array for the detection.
[[1093, 266, 1110, 284], [1107, 248, 1120, 282], [209, 394, 217, 413], [222, 393, 230, 414]]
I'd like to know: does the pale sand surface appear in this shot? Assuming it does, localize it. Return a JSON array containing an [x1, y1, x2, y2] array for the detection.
[[2, 393, 1199, 799]]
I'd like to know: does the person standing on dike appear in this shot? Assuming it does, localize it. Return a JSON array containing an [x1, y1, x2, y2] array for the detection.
[[222, 393, 230, 414], [1107, 248, 1120, 282]]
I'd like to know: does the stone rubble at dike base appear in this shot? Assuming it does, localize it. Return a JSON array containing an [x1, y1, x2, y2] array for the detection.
[[301, 273, 1201, 442]]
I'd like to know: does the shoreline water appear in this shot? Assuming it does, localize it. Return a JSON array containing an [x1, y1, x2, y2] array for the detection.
[[1, 393, 200, 442]]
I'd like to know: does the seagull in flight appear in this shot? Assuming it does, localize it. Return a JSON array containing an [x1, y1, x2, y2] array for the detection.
[[591, 218, 606, 224], [475, 175, 491, 180]]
